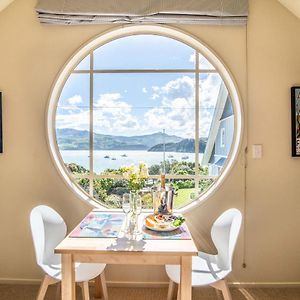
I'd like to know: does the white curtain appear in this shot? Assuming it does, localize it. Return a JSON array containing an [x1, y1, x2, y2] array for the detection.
[[36, 0, 248, 25]]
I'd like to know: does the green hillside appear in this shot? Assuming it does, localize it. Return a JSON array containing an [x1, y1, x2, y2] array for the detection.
[[56, 128, 184, 151], [148, 138, 207, 153]]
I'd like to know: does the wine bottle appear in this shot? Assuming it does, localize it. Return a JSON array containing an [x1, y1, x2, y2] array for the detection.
[[158, 174, 167, 214], [161, 174, 166, 189]]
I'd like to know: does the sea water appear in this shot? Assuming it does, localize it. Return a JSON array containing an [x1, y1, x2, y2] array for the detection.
[[60, 150, 202, 174]]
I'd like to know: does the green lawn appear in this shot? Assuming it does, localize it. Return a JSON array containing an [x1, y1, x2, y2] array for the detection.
[[174, 188, 195, 209]]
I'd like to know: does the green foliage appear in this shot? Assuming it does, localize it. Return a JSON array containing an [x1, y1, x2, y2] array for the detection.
[[121, 163, 149, 192], [77, 178, 89, 192], [141, 192, 153, 209], [67, 161, 212, 209], [172, 180, 194, 189], [67, 163, 89, 174], [148, 164, 161, 175]]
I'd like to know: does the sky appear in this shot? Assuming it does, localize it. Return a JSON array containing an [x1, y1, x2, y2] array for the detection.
[[56, 35, 226, 139]]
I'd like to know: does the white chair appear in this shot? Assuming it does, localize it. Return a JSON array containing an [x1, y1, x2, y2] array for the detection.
[[165, 208, 242, 300], [30, 205, 108, 300]]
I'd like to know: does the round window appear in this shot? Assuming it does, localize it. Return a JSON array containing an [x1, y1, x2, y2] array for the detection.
[[47, 26, 243, 210]]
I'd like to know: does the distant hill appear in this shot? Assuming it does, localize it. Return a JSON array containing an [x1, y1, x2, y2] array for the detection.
[[56, 128, 183, 151], [148, 138, 207, 153]]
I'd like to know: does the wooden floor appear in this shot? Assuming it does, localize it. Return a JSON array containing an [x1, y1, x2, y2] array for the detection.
[[0, 284, 299, 300]]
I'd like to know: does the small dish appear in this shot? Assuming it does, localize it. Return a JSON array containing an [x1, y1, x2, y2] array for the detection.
[[144, 214, 185, 232]]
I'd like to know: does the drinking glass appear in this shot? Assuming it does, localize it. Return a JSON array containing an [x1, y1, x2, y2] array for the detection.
[[133, 194, 142, 235], [122, 193, 131, 234]]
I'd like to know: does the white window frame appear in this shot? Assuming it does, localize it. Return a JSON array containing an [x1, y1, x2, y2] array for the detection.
[[46, 25, 243, 212]]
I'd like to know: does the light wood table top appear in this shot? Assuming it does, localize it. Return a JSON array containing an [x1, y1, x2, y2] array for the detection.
[[55, 211, 198, 300], [55, 212, 198, 256]]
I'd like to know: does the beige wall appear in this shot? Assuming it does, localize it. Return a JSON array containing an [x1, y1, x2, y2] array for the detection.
[[0, 0, 299, 284]]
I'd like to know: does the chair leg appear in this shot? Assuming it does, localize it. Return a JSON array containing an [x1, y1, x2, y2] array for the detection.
[[220, 280, 232, 300], [94, 272, 108, 300], [167, 280, 175, 300], [55, 282, 61, 300], [215, 288, 223, 300], [80, 281, 90, 300], [177, 283, 181, 300], [36, 275, 55, 300], [211, 280, 232, 300]]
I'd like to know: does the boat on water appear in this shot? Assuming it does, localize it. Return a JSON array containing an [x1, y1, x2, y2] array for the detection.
[[121, 154, 127, 157], [111, 157, 117, 160], [168, 155, 174, 158], [182, 156, 189, 160], [104, 155, 110, 159]]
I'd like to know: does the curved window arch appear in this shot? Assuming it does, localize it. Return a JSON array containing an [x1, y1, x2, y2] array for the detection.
[[47, 26, 243, 211]]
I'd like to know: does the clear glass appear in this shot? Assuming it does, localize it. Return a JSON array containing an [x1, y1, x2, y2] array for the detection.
[[199, 74, 234, 176], [122, 193, 131, 213], [54, 33, 236, 210], [121, 193, 131, 234], [199, 54, 215, 70], [74, 54, 90, 70], [56, 73, 90, 173], [94, 35, 195, 70], [173, 177, 215, 209], [131, 193, 142, 236], [93, 73, 196, 176]]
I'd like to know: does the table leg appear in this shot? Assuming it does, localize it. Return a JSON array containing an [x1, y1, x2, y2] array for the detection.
[[180, 256, 192, 300], [94, 273, 108, 300], [61, 254, 76, 300]]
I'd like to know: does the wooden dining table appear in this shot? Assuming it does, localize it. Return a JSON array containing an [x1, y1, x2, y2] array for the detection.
[[55, 211, 198, 300]]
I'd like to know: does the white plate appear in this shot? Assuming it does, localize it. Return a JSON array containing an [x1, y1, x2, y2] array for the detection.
[[144, 214, 182, 232], [144, 223, 180, 232]]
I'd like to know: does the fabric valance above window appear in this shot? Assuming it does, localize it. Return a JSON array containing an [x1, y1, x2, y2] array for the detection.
[[35, 0, 248, 25]]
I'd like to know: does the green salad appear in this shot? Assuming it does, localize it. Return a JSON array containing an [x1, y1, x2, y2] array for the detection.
[[172, 216, 185, 227]]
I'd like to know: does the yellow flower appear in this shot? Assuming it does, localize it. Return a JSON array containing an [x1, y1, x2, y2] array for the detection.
[[121, 163, 149, 192]]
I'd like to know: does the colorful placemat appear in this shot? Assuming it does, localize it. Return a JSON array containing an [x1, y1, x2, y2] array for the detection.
[[70, 212, 125, 238], [142, 223, 191, 240]]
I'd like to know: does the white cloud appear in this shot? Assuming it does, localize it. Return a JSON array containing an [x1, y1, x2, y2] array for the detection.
[[56, 74, 223, 138], [67, 95, 82, 105], [189, 53, 195, 63], [56, 109, 89, 131], [145, 76, 196, 138], [56, 93, 139, 134], [93, 93, 139, 133], [146, 75, 222, 138], [94, 93, 131, 114], [142, 87, 147, 93]]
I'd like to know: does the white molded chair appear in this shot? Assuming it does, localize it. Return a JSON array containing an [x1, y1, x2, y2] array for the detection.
[[165, 208, 242, 300], [30, 205, 108, 300]]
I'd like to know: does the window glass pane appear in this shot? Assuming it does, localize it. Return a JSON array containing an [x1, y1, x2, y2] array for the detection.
[[173, 177, 215, 209], [199, 73, 234, 176], [76, 177, 90, 195], [94, 35, 195, 70], [74, 54, 90, 70], [56, 73, 90, 172], [93, 179, 156, 209], [53, 33, 238, 209], [92, 73, 196, 175], [57, 74, 90, 109], [199, 54, 215, 70], [173, 180, 196, 209]]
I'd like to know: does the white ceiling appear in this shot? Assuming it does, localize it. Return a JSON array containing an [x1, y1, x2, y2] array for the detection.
[[0, 0, 299, 19]]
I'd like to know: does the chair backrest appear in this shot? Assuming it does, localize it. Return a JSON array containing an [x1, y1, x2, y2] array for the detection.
[[30, 205, 67, 267], [211, 208, 242, 271]]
